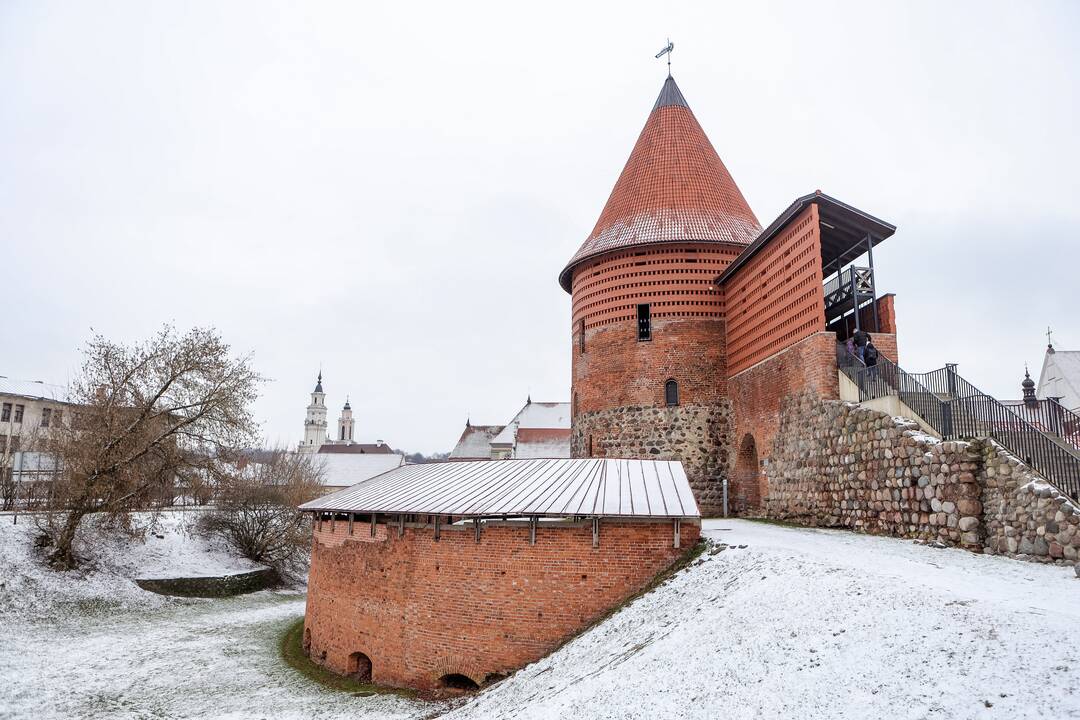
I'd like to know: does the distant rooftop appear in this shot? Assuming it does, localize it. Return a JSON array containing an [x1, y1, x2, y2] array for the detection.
[[0, 377, 69, 403]]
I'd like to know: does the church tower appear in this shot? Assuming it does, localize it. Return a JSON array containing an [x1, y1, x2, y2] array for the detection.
[[560, 75, 761, 513], [338, 397, 355, 442], [300, 371, 329, 454]]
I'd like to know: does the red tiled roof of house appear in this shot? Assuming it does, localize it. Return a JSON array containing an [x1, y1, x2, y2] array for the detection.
[[559, 76, 762, 292]]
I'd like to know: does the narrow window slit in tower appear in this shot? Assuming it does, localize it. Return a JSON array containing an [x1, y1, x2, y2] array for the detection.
[[637, 304, 651, 341]]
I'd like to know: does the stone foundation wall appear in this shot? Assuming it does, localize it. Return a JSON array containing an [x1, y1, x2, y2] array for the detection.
[[981, 443, 1080, 562], [571, 402, 732, 515], [766, 393, 1080, 564]]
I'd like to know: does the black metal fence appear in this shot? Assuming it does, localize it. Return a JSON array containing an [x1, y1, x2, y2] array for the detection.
[[841, 359, 1080, 499]]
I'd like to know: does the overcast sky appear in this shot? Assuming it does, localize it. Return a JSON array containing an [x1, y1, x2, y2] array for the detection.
[[2, 1, 1078, 453]]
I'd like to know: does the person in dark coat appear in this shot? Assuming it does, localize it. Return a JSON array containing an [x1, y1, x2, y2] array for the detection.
[[852, 328, 869, 363], [864, 340, 880, 380]]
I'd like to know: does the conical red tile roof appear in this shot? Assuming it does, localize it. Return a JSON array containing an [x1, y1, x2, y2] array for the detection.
[[559, 76, 762, 292]]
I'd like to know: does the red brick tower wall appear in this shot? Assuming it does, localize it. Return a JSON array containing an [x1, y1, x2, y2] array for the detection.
[[570, 242, 748, 515], [303, 518, 700, 690], [562, 77, 763, 516]]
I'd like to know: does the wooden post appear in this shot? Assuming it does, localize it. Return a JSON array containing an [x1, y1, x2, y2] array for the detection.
[[399, 514, 405, 537], [348, 513, 354, 535], [474, 517, 481, 543], [371, 513, 377, 537], [330, 514, 335, 533], [530, 516, 537, 545], [592, 517, 600, 548], [673, 518, 681, 548], [434, 515, 441, 542]]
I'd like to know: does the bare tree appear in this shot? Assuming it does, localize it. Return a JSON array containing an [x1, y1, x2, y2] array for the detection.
[[199, 449, 323, 579], [39, 326, 261, 569]]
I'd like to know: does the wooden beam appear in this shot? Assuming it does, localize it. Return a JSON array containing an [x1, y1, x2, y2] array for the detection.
[[592, 517, 600, 548], [673, 518, 681, 548], [370, 513, 377, 537], [530, 516, 537, 545], [399, 514, 405, 537], [348, 513, 354, 535]]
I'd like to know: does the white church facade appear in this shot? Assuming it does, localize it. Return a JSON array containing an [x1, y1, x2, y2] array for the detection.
[[298, 372, 393, 455]]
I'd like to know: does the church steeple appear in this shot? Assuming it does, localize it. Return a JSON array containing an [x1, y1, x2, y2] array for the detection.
[[301, 371, 329, 453]]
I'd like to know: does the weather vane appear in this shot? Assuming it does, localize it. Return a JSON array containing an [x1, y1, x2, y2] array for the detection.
[[655, 39, 674, 77]]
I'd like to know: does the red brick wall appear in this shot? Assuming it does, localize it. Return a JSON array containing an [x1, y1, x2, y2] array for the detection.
[[304, 518, 699, 690], [573, 316, 728, 414], [727, 331, 840, 513], [723, 205, 826, 376], [570, 242, 746, 415]]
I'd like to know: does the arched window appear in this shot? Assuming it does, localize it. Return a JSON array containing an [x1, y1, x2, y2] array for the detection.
[[665, 379, 679, 406]]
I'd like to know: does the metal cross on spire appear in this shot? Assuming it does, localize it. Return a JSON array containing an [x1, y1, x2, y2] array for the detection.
[[655, 39, 674, 77], [1047, 325, 1054, 349]]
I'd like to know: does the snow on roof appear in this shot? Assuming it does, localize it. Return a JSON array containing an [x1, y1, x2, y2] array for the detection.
[[1038, 349, 1080, 412], [513, 428, 572, 459], [492, 401, 571, 446], [312, 452, 406, 488], [450, 424, 504, 459], [301, 458, 700, 519], [0, 377, 69, 403]]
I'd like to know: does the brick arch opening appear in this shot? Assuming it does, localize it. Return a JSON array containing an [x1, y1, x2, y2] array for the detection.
[[438, 673, 480, 691], [732, 433, 761, 515], [347, 651, 372, 683]]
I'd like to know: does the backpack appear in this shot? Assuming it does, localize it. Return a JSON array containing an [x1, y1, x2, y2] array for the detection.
[[864, 344, 879, 364]]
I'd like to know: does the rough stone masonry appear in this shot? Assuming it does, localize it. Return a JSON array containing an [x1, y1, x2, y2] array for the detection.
[[766, 393, 1080, 564]]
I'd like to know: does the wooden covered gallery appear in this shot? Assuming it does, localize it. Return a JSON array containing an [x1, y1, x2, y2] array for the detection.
[[299, 457, 701, 690]]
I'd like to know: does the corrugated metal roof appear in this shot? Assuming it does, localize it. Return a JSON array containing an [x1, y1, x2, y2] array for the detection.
[[300, 458, 700, 519]]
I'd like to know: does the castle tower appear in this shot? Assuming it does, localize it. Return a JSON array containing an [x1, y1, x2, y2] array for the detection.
[[338, 397, 355, 442], [300, 371, 329, 454], [559, 75, 762, 513]]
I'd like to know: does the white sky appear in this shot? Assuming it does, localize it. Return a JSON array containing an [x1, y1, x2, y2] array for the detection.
[[2, 1, 1078, 453]]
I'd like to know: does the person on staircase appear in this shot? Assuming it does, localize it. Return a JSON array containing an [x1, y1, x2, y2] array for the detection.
[[852, 328, 869, 363], [864, 340, 880, 381]]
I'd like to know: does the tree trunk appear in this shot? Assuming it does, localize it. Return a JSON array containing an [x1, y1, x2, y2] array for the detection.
[[49, 510, 86, 570]]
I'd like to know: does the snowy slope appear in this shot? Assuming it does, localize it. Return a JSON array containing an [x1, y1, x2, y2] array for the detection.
[[447, 520, 1080, 720], [0, 511, 262, 621]]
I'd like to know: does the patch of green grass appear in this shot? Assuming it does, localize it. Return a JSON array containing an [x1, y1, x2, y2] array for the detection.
[[278, 618, 416, 699]]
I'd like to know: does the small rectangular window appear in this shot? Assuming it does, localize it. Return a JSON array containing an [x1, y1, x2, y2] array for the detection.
[[13, 405, 24, 423], [579, 319, 586, 353], [0, 403, 10, 422], [41, 408, 52, 428], [637, 304, 651, 341]]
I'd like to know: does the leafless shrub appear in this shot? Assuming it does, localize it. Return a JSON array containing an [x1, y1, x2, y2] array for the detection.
[[198, 449, 323, 580]]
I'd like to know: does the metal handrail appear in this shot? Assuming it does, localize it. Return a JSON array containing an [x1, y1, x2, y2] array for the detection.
[[845, 360, 1080, 499]]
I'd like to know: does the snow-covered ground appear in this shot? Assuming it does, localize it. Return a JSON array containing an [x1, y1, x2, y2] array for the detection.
[[0, 511, 262, 621], [3, 517, 1079, 719], [0, 512, 426, 719], [449, 520, 1080, 720]]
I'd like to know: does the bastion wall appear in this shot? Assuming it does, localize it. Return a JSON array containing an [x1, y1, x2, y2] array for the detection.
[[303, 518, 700, 690]]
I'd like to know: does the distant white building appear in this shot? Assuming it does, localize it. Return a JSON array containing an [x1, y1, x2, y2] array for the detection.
[[1038, 343, 1080, 413], [0, 377, 70, 506], [450, 397, 571, 460], [298, 372, 394, 455], [312, 452, 406, 492]]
